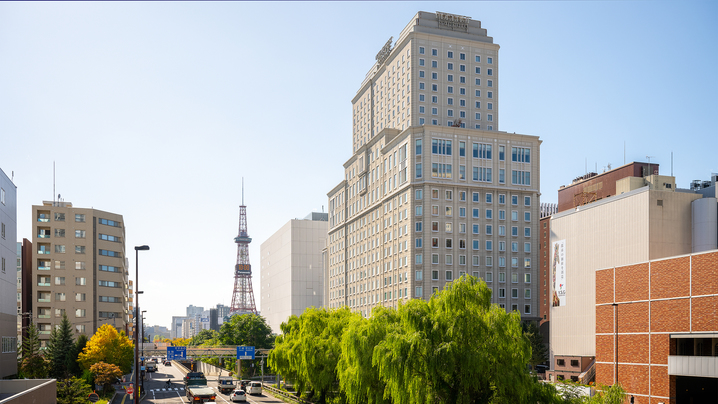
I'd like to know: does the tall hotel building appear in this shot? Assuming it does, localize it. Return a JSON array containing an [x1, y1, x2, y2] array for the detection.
[[327, 12, 541, 319], [32, 201, 129, 344]]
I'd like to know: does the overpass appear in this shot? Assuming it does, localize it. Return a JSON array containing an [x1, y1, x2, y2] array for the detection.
[[139, 345, 270, 360]]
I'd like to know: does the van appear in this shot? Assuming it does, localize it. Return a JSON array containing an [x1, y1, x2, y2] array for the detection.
[[248, 382, 262, 395]]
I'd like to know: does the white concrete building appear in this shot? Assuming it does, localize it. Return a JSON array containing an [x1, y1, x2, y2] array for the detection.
[[260, 212, 328, 334]]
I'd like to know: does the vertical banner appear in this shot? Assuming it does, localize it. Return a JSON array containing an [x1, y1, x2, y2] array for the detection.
[[552, 240, 566, 307]]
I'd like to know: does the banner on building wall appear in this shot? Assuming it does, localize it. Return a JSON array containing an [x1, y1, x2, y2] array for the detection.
[[552, 240, 566, 307]]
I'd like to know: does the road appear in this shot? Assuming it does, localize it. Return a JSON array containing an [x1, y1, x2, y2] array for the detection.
[[119, 362, 284, 404]]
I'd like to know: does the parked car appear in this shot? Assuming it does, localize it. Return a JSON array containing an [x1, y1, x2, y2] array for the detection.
[[247, 382, 262, 396], [230, 389, 247, 402]]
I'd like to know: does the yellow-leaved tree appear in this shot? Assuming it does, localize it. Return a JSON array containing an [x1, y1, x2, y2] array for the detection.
[[78, 324, 134, 374]]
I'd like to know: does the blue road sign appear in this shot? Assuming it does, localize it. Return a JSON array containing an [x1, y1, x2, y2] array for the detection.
[[167, 346, 187, 360], [236, 346, 255, 360], [140, 357, 145, 361]]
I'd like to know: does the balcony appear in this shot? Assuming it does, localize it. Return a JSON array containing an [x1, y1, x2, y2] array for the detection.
[[37, 298, 50, 303], [38, 250, 50, 255], [38, 266, 51, 271], [37, 282, 50, 287], [38, 314, 51, 319], [668, 355, 718, 378]]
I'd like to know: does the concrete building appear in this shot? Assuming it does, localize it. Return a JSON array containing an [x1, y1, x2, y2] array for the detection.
[[17, 239, 32, 345], [171, 315, 189, 339], [31, 201, 129, 344], [547, 170, 717, 385], [186, 305, 203, 317], [327, 11, 541, 319], [596, 250, 718, 403], [260, 212, 328, 334], [1, 168, 18, 378]]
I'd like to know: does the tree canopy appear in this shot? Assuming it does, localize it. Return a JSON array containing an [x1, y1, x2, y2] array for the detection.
[[219, 313, 274, 348], [46, 313, 76, 379], [189, 329, 220, 346], [56, 376, 92, 404], [20, 321, 47, 378], [270, 307, 358, 403], [78, 324, 133, 373]]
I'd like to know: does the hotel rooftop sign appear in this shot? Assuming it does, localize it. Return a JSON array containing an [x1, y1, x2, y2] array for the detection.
[[436, 11, 470, 32], [375, 37, 393, 66]]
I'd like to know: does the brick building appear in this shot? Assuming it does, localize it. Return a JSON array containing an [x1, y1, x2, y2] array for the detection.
[[596, 250, 718, 404], [546, 169, 716, 384]]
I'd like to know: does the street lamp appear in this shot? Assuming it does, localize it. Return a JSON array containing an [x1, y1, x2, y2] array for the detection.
[[134, 245, 150, 403]]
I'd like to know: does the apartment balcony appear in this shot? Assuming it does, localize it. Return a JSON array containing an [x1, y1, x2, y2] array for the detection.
[[37, 298, 50, 303], [668, 355, 718, 378], [38, 266, 51, 271], [38, 250, 50, 255], [37, 214, 50, 222], [38, 315, 50, 319], [37, 282, 50, 287]]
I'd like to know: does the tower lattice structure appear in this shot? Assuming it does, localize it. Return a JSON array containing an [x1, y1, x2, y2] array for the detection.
[[230, 199, 258, 315]]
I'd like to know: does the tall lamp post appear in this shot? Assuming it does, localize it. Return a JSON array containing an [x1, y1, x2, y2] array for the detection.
[[134, 245, 150, 402]]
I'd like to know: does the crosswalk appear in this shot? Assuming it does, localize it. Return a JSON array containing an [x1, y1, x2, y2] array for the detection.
[[149, 387, 183, 392]]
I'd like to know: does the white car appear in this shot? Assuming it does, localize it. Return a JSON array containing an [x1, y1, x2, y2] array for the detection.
[[248, 382, 262, 396], [230, 389, 247, 402]]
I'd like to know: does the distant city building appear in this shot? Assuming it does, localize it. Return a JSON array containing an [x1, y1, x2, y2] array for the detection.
[[209, 308, 218, 332], [546, 167, 718, 396], [326, 11, 541, 320], [260, 212, 328, 334], [171, 315, 189, 339], [145, 324, 170, 341], [0, 168, 18, 378], [31, 201, 130, 344], [186, 304, 204, 317]]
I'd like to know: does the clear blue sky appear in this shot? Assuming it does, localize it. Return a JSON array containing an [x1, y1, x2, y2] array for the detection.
[[2, 1, 716, 330]]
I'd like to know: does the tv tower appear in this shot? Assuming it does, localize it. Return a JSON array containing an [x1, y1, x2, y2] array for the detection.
[[230, 179, 258, 315]]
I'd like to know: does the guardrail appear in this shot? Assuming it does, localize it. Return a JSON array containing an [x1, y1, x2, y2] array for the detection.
[[262, 383, 314, 404]]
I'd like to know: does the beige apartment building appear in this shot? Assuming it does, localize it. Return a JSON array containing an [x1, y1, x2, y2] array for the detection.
[[327, 12, 541, 319], [32, 201, 129, 344]]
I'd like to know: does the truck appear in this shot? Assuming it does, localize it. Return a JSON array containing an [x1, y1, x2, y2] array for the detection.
[[217, 376, 236, 394], [146, 361, 158, 373], [184, 372, 216, 402]]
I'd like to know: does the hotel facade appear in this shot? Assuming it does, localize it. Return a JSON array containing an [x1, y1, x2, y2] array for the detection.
[[326, 12, 541, 319]]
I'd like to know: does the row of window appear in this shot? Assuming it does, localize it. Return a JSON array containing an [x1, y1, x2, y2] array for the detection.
[[423, 140, 531, 163], [422, 206, 532, 221], [417, 47, 494, 65], [416, 189, 531, 207], [39, 261, 124, 272], [36, 276, 87, 286], [418, 82, 494, 98], [416, 254, 531, 268], [418, 59, 494, 74], [418, 118, 492, 130]]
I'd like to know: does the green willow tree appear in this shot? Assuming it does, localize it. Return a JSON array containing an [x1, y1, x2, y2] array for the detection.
[[372, 275, 536, 404], [523, 321, 549, 370], [270, 307, 359, 403], [338, 306, 397, 404], [46, 313, 76, 379]]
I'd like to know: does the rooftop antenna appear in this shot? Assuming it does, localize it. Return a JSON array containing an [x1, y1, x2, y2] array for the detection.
[[242, 177, 244, 206]]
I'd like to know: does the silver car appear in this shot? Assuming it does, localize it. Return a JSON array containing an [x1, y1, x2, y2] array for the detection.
[[230, 389, 247, 402]]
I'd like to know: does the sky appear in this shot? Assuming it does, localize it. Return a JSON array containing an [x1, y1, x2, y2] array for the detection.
[[2, 1, 716, 330]]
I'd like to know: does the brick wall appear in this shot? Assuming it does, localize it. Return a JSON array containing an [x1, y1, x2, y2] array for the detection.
[[595, 250, 718, 404]]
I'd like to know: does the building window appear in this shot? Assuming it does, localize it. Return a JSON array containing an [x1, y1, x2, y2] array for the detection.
[[55, 245, 66, 253], [75, 245, 86, 254], [75, 293, 86, 302], [75, 214, 86, 223], [419, 47, 425, 54]]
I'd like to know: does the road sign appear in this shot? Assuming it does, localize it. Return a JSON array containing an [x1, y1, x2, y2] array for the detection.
[[88, 392, 100, 402], [236, 346, 255, 360], [167, 346, 187, 360], [127, 385, 134, 395], [140, 356, 145, 361]]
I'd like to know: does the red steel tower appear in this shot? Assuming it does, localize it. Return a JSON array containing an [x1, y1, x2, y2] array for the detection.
[[230, 184, 258, 315]]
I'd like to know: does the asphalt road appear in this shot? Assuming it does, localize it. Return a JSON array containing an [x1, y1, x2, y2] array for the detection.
[[118, 362, 284, 404]]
